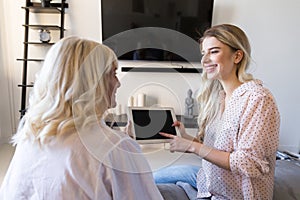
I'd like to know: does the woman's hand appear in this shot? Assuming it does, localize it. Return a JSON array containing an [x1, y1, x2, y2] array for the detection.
[[159, 132, 195, 153], [172, 121, 199, 142], [172, 121, 189, 138]]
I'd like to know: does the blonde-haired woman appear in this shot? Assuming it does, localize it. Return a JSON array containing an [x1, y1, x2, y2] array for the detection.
[[155, 24, 280, 199], [0, 36, 163, 200]]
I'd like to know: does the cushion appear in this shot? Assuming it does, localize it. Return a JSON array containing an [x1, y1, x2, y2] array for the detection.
[[157, 184, 189, 200], [273, 160, 300, 200]]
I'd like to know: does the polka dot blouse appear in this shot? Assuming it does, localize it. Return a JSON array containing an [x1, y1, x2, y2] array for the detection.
[[197, 80, 280, 200]]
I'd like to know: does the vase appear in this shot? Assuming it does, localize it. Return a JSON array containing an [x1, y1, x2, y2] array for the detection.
[[41, 0, 52, 7]]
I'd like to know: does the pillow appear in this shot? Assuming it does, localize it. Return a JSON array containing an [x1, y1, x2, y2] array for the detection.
[[157, 184, 189, 200], [273, 160, 300, 199]]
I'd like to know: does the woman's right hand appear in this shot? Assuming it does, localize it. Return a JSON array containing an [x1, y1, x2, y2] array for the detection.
[[172, 121, 200, 142], [159, 132, 194, 153], [172, 121, 189, 139]]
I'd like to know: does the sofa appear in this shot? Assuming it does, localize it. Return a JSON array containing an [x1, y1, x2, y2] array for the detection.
[[157, 159, 300, 200]]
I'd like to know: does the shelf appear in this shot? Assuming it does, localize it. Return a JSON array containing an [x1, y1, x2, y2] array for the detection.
[[121, 67, 203, 73], [18, 84, 34, 87], [24, 42, 54, 45], [105, 114, 198, 128], [17, 58, 44, 62], [28, 2, 69, 9], [23, 24, 63, 30], [19, 109, 28, 116], [22, 6, 64, 13]]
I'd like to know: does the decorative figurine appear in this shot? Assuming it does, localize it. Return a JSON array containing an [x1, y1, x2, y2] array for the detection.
[[184, 89, 194, 118]]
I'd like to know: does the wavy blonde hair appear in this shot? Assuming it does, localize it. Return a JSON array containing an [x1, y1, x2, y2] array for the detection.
[[13, 36, 117, 145], [197, 24, 254, 141]]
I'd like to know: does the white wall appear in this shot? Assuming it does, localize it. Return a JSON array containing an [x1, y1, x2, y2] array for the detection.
[[1, 0, 299, 152], [0, 1, 24, 144]]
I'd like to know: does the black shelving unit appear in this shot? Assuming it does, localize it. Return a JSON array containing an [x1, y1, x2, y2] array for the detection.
[[18, 0, 68, 118]]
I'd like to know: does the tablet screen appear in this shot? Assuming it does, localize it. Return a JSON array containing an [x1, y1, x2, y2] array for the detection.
[[128, 107, 179, 143]]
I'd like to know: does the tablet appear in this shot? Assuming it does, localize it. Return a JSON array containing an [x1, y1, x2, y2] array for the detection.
[[127, 107, 180, 144]]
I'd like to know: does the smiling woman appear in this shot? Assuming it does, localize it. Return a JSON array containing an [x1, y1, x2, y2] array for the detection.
[[201, 37, 244, 81], [153, 24, 280, 199]]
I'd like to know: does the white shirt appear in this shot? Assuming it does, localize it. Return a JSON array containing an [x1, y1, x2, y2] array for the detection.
[[197, 80, 280, 199], [0, 120, 163, 200]]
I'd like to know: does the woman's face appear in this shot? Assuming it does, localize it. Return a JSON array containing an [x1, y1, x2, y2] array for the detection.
[[201, 36, 241, 82], [107, 62, 121, 108]]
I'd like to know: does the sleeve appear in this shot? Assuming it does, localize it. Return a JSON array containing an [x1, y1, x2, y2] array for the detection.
[[229, 92, 280, 177], [101, 138, 163, 200]]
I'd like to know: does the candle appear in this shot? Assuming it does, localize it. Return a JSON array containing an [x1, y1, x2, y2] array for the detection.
[[137, 93, 145, 107], [115, 104, 122, 115], [128, 96, 134, 107]]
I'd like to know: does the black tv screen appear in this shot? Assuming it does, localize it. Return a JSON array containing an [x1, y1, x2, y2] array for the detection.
[[101, 0, 214, 62]]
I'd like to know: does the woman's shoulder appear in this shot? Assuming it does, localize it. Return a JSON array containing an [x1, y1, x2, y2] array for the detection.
[[62, 123, 149, 172], [237, 79, 275, 99], [97, 128, 151, 173]]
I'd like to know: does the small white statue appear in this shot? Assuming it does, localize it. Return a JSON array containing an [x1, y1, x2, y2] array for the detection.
[[185, 89, 194, 118]]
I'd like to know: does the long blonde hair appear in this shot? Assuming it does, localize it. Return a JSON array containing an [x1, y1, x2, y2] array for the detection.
[[197, 24, 253, 141], [13, 36, 117, 145]]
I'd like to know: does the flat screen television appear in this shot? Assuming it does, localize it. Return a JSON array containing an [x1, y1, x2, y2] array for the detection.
[[101, 0, 214, 62]]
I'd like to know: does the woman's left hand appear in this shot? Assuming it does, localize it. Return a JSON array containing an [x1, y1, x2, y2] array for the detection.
[[159, 132, 194, 153]]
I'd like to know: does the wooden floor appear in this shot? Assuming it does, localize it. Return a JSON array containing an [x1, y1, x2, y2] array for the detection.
[[0, 143, 15, 187]]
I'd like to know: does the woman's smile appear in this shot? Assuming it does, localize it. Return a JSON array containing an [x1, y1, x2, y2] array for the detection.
[[204, 64, 218, 73]]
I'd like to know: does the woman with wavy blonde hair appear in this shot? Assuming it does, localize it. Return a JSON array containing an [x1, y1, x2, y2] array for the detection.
[[0, 36, 163, 200], [155, 24, 280, 199]]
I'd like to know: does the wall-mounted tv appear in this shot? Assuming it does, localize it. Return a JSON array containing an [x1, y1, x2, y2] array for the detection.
[[101, 0, 214, 62]]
